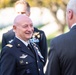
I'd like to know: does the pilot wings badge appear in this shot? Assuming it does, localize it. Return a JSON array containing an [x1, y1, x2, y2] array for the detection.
[[20, 54, 28, 59]]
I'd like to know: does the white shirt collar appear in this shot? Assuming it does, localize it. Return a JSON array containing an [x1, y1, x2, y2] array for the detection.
[[71, 23, 76, 28], [16, 36, 30, 46]]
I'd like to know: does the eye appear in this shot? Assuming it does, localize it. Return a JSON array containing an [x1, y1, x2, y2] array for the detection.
[[21, 12, 26, 14], [22, 25, 28, 28], [30, 24, 33, 27]]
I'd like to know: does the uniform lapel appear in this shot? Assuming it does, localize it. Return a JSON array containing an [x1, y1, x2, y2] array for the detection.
[[13, 37, 35, 58], [21, 45, 35, 58]]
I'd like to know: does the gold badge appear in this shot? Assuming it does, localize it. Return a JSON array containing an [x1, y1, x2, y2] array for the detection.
[[33, 32, 40, 38], [37, 35, 40, 38], [6, 44, 13, 48]]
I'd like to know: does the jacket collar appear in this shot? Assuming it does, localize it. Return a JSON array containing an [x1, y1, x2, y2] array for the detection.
[[70, 25, 76, 31]]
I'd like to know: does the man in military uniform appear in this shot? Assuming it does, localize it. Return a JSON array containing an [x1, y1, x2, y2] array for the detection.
[[1, 14, 45, 75], [2, 0, 47, 64]]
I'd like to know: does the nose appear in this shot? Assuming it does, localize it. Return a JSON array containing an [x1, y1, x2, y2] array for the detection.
[[28, 26, 34, 32]]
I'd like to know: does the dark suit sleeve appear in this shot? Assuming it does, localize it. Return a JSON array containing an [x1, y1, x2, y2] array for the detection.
[[0, 48, 16, 75], [2, 34, 7, 48], [46, 40, 60, 75], [39, 31, 47, 64]]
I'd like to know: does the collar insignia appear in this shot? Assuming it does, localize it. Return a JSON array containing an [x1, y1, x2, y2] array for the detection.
[[9, 39, 13, 43], [18, 44, 20, 46]]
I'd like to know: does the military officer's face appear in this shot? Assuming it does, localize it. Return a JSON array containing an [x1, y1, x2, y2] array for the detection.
[[13, 15, 34, 41]]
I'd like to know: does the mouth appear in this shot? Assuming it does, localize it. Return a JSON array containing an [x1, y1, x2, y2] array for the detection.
[[25, 32, 33, 36]]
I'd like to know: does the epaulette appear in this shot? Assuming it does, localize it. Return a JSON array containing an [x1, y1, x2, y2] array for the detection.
[[6, 44, 13, 48]]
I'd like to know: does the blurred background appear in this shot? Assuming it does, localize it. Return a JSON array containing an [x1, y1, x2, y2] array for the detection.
[[0, 0, 69, 52]]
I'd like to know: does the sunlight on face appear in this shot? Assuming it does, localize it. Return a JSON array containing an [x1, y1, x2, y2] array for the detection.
[[14, 15, 34, 41], [15, 4, 29, 16]]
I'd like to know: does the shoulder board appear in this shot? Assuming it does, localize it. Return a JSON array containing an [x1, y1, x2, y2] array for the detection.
[[6, 44, 13, 48]]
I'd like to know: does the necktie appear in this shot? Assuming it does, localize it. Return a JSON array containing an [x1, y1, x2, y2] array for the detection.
[[27, 44, 35, 55]]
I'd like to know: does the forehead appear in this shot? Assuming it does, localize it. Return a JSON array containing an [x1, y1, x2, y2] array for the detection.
[[17, 17, 33, 25], [15, 4, 27, 12], [20, 19, 32, 25]]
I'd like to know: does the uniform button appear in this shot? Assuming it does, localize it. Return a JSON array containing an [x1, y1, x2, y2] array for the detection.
[[38, 69, 40, 71], [20, 60, 24, 64], [18, 44, 20, 46], [26, 62, 28, 64], [37, 60, 38, 63]]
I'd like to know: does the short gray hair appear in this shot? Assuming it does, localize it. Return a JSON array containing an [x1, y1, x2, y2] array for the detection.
[[14, 0, 30, 12], [67, 0, 76, 13]]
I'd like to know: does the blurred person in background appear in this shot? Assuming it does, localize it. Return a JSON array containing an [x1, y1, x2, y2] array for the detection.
[[2, 0, 47, 64], [46, 0, 76, 75]]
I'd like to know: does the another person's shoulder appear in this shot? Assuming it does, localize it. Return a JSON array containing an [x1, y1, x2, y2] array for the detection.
[[3, 29, 14, 36], [51, 32, 69, 44], [34, 27, 44, 33]]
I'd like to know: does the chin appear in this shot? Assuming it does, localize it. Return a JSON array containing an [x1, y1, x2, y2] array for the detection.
[[27, 37, 32, 39]]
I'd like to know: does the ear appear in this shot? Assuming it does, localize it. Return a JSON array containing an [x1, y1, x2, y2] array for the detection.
[[13, 25, 16, 32], [68, 10, 73, 20], [27, 12, 30, 17]]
